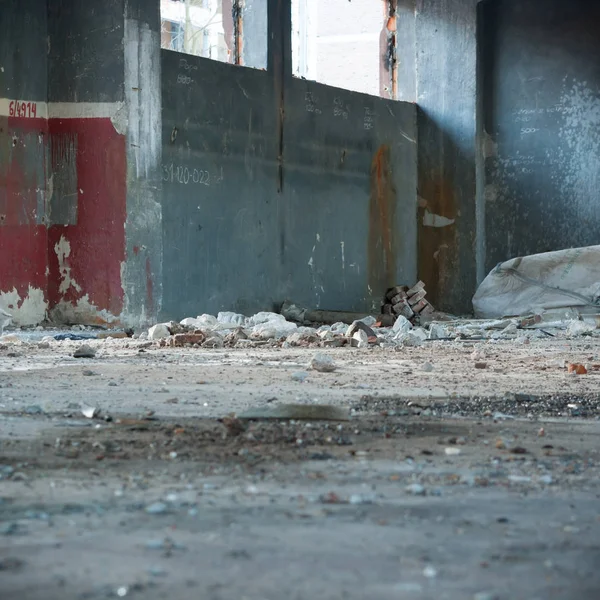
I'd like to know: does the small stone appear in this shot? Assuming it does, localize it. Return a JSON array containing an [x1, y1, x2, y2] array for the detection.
[[474, 362, 487, 369], [538, 427, 545, 437], [145, 502, 168, 515], [73, 344, 95, 359], [539, 475, 553, 485], [108, 381, 118, 387], [117, 586, 128, 597], [81, 406, 99, 419], [423, 565, 437, 579], [406, 483, 426, 496], [422, 362, 434, 372], [309, 353, 337, 373], [24, 405, 44, 415], [82, 369, 95, 376], [444, 447, 461, 456], [349, 494, 375, 505]]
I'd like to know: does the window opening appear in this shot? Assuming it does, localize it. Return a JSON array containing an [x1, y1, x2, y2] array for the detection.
[[291, 0, 397, 99], [160, 0, 267, 69]]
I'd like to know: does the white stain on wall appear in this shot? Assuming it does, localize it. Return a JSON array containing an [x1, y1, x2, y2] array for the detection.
[[558, 79, 600, 219]]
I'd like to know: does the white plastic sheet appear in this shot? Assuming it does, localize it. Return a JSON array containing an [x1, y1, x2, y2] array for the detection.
[[473, 246, 600, 319]]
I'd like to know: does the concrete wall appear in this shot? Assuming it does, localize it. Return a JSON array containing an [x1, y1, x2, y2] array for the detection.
[[0, 0, 161, 326], [1, 0, 417, 326], [397, 0, 479, 313], [160, 0, 418, 319]]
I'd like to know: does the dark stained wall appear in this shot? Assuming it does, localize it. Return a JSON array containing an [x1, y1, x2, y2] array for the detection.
[[480, 0, 600, 269]]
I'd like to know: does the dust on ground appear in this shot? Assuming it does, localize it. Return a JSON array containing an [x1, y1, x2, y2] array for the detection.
[[1, 335, 600, 599]]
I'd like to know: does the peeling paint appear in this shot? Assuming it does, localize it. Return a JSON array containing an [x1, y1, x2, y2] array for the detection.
[[0, 286, 47, 325], [54, 235, 82, 294], [423, 210, 456, 228]]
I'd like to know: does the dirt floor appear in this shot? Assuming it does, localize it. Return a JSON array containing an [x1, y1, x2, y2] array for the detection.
[[1, 333, 600, 599]]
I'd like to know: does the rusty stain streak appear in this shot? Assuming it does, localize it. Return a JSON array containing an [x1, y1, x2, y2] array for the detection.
[[368, 145, 397, 299], [418, 177, 457, 308], [232, 0, 243, 66]]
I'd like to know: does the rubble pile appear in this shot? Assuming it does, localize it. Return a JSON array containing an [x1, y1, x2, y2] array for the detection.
[[381, 281, 434, 324], [143, 304, 600, 351]]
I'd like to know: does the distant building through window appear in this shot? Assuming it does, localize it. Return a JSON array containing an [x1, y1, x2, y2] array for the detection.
[[160, 0, 267, 69], [292, 0, 397, 99]]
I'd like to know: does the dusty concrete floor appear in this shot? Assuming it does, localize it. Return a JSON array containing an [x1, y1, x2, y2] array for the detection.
[[1, 334, 600, 599]]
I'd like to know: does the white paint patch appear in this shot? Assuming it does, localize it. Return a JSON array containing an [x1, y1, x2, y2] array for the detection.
[[0, 286, 48, 326], [54, 235, 82, 294], [0, 98, 126, 135], [423, 210, 456, 228]]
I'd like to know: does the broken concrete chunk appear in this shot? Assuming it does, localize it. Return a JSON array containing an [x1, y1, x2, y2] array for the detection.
[[251, 320, 297, 340], [309, 353, 337, 373], [217, 312, 246, 327], [81, 405, 100, 419], [397, 328, 427, 347], [169, 332, 206, 347], [407, 281, 426, 296], [148, 323, 170, 340], [392, 315, 412, 335], [202, 336, 224, 349], [428, 324, 450, 340], [73, 344, 96, 358], [351, 329, 369, 348], [346, 320, 376, 339], [238, 403, 349, 421]]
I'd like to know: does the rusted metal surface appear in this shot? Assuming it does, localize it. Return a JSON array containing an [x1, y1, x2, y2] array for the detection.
[[380, 0, 398, 99], [417, 174, 457, 309], [232, 0, 244, 65], [368, 144, 397, 298]]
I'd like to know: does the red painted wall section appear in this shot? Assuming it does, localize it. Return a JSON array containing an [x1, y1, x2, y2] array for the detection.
[[0, 116, 49, 318], [46, 117, 127, 323]]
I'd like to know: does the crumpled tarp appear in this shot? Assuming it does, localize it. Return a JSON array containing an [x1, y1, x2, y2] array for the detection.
[[473, 246, 600, 319]]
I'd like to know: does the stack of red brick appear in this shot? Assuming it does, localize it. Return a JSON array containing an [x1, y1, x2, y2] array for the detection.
[[382, 281, 434, 324]]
